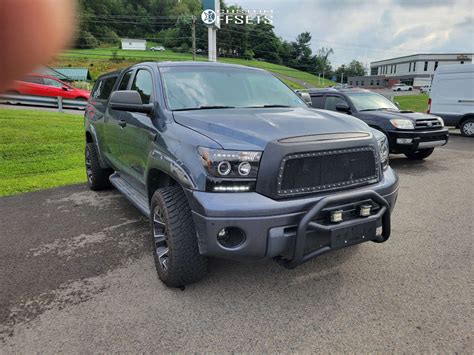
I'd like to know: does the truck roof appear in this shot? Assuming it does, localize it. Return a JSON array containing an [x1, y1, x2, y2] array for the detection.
[[96, 61, 264, 80]]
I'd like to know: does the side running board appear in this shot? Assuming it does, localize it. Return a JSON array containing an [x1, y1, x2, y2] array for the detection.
[[109, 173, 150, 218]]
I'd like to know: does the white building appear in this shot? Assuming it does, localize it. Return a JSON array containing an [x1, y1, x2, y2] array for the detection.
[[121, 38, 147, 51], [370, 53, 472, 87]]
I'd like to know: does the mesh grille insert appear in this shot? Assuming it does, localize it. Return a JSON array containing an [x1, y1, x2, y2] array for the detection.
[[277, 147, 379, 197]]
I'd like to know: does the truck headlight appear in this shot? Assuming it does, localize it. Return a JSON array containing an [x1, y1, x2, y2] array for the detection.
[[198, 147, 262, 178], [372, 129, 389, 170], [390, 119, 414, 130], [438, 117, 444, 127]]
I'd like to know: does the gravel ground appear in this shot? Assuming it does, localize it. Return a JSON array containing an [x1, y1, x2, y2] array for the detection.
[[0, 135, 472, 353]]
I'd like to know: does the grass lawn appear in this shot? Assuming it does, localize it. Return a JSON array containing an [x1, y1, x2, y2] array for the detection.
[[58, 48, 336, 88], [0, 109, 86, 197], [395, 94, 429, 113]]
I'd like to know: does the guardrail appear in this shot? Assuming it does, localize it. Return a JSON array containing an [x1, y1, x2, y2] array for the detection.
[[0, 94, 87, 112]]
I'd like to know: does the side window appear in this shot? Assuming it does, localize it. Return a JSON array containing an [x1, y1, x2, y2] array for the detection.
[[23, 76, 43, 84], [131, 70, 153, 104], [118, 71, 132, 91], [43, 78, 63, 88], [91, 76, 117, 100], [310, 95, 325, 108], [324, 96, 346, 111]]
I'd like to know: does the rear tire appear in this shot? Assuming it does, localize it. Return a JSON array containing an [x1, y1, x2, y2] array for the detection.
[[460, 119, 474, 137], [150, 186, 208, 288], [404, 148, 434, 160], [85, 142, 112, 190], [5, 90, 19, 105]]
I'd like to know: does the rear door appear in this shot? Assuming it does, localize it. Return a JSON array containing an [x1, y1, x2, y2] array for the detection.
[[103, 70, 134, 171], [88, 74, 118, 154], [120, 67, 157, 189]]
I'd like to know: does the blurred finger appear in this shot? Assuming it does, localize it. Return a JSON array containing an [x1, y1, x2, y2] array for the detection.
[[0, 0, 76, 92]]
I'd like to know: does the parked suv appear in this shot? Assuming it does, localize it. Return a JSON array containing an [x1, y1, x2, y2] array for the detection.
[[85, 62, 399, 287], [307, 88, 449, 160]]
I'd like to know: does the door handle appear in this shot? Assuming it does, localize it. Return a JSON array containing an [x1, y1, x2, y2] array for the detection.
[[118, 120, 127, 128], [148, 131, 157, 141], [458, 99, 474, 103]]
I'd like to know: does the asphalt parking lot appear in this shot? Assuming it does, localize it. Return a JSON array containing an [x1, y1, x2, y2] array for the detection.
[[0, 135, 472, 353]]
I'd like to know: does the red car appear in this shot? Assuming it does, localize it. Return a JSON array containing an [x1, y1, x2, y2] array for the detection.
[[8, 74, 90, 100]]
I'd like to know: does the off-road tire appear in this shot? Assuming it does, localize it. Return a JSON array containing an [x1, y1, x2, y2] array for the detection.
[[460, 118, 474, 137], [404, 148, 434, 160], [150, 186, 208, 287], [85, 142, 112, 190]]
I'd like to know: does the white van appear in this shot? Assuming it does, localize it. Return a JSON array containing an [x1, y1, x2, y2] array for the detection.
[[429, 64, 474, 137]]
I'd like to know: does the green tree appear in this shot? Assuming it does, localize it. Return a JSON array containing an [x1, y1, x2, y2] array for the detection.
[[334, 60, 366, 83]]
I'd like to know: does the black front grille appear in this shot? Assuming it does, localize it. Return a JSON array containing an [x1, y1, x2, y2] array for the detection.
[[415, 119, 442, 130], [277, 147, 379, 197]]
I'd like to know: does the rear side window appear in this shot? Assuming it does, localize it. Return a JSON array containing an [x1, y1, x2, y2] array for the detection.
[[23, 76, 43, 84], [91, 76, 117, 100], [310, 95, 325, 108], [324, 96, 346, 111], [131, 70, 153, 104]]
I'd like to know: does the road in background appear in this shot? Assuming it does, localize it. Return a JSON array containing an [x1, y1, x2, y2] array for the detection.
[[0, 136, 472, 353]]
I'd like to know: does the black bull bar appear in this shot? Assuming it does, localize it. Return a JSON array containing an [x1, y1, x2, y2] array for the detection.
[[278, 190, 391, 269]]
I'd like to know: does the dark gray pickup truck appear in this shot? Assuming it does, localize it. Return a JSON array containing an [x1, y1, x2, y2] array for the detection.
[[84, 62, 399, 287]]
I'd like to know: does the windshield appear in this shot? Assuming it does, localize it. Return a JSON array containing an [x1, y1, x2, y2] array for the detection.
[[160, 66, 307, 110], [346, 92, 399, 111]]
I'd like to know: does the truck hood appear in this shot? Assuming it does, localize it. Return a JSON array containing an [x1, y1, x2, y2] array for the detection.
[[172, 107, 370, 150], [360, 109, 440, 122]]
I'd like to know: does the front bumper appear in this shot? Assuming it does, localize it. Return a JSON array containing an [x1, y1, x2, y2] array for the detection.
[[185, 167, 399, 266], [387, 128, 449, 153]]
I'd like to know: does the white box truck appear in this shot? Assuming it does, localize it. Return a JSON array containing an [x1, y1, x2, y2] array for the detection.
[[429, 64, 474, 137]]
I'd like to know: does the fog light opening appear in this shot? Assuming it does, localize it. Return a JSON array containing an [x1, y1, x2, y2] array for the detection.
[[396, 138, 413, 145], [359, 204, 372, 217], [330, 210, 344, 223], [217, 227, 246, 248]]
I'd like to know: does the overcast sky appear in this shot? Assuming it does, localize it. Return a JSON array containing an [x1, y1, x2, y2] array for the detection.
[[230, 0, 474, 70]]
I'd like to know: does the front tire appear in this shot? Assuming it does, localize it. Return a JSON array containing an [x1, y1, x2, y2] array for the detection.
[[150, 186, 208, 288], [85, 142, 112, 190], [404, 148, 434, 160], [460, 119, 474, 137]]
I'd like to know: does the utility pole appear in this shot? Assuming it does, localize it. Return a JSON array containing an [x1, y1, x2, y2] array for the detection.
[[192, 15, 196, 61], [341, 72, 344, 84]]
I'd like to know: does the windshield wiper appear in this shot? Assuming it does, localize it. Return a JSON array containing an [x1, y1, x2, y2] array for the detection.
[[245, 104, 292, 108], [173, 105, 235, 111]]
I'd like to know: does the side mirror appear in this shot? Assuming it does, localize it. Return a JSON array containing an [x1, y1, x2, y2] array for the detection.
[[296, 91, 312, 106], [394, 101, 400, 108], [109, 90, 153, 114], [336, 102, 351, 113], [62, 86, 69, 91]]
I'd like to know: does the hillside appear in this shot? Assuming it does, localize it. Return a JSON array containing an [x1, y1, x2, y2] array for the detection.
[[56, 48, 337, 89]]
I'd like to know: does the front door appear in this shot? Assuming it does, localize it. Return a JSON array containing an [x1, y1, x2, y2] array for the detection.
[[120, 68, 157, 189]]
